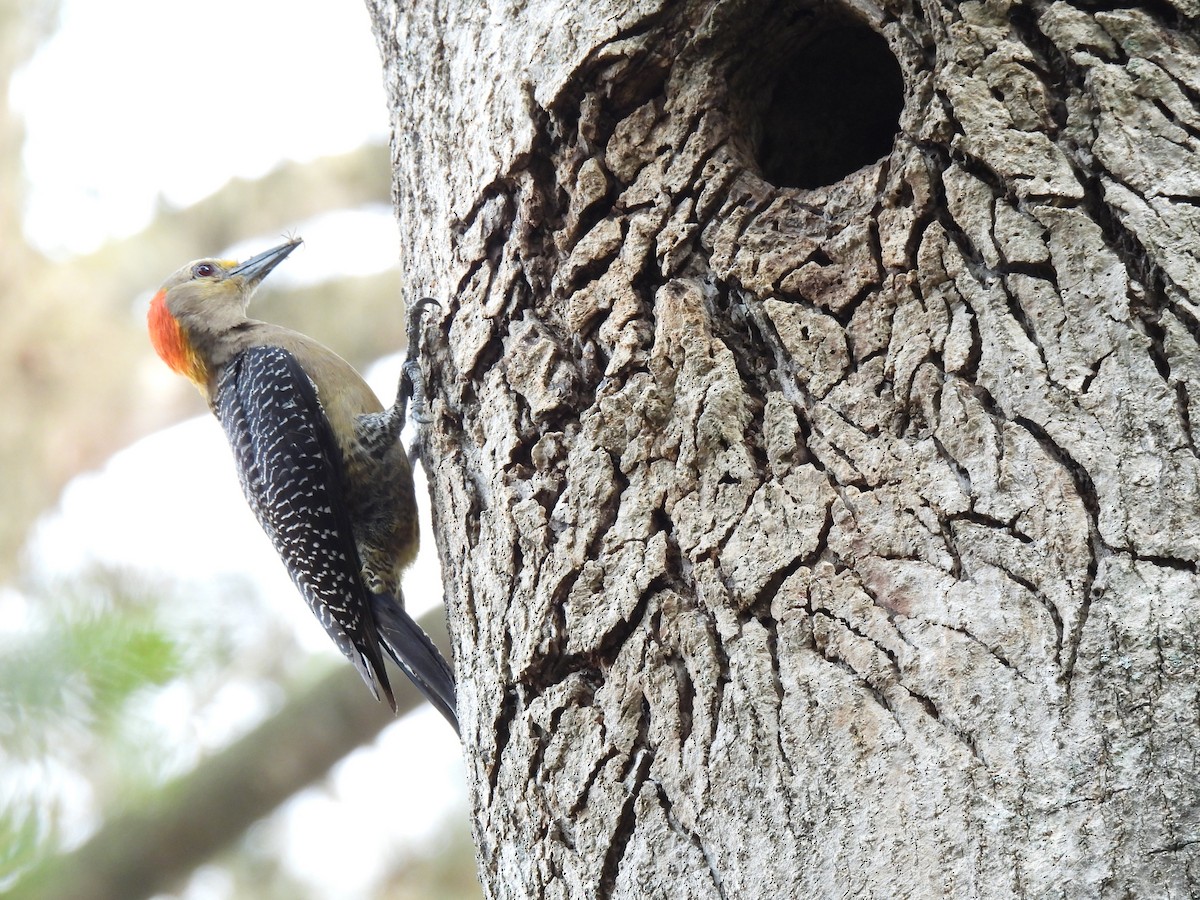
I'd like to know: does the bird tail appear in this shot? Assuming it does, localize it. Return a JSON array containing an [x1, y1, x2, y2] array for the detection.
[[372, 593, 459, 735]]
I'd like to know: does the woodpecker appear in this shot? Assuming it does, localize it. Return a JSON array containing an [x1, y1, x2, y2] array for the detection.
[[147, 238, 457, 732]]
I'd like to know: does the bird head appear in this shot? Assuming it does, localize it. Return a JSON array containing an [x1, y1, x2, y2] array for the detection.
[[148, 238, 301, 386]]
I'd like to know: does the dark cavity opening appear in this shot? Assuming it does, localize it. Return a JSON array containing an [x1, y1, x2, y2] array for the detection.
[[756, 25, 904, 189]]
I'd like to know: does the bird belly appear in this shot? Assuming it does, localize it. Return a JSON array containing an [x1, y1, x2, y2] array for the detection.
[[345, 436, 420, 597]]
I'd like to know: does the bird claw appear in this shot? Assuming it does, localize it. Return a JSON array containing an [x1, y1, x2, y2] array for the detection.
[[403, 359, 434, 424], [398, 297, 441, 425]]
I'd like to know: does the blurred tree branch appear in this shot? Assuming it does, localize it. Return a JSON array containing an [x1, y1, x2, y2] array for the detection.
[[7, 610, 456, 900]]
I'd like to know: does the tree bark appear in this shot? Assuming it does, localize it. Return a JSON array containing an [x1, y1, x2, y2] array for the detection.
[[368, 0, 1200, 896]]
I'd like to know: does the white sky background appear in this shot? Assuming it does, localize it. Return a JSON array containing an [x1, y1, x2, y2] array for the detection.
[[9, 1, 469, 898], [13, 0, 391, 256]]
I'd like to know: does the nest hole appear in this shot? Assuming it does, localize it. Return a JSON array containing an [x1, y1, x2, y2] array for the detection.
[[756, 24, 904, 189]]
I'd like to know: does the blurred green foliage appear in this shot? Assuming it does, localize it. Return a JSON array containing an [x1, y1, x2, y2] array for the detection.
[[0, 810, 40, 892], [0, 606, 179, 749], [0, 570, 184, 890]]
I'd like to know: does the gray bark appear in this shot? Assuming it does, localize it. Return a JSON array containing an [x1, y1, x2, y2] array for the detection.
[[368, 0, 1200, 896]]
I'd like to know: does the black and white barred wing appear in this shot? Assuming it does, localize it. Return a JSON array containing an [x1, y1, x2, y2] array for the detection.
[[214, 345, 394, 706]]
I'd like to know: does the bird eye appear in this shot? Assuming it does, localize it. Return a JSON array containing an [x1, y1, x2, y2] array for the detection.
[[192, 263, 217, 278]]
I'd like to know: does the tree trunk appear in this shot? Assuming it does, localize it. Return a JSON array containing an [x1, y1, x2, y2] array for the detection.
[[367, 0, 1200, 896]]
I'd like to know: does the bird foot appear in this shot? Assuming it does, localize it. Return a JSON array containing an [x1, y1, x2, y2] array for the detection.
[[398, 297, 441, 425]]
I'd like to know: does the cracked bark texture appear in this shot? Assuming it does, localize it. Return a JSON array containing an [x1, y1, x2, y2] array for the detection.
[[366, 0, 1200, 896]]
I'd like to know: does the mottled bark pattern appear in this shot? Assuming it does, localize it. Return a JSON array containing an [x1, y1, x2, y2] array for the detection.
[[368, 0, 1200, 896]]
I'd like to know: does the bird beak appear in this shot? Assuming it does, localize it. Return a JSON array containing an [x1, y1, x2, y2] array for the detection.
[[231, 238, 302, 287]]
